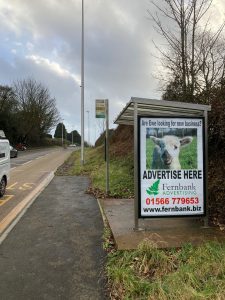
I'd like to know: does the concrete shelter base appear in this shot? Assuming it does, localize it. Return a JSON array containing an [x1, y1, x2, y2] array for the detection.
[[101, 198, 225, 250]]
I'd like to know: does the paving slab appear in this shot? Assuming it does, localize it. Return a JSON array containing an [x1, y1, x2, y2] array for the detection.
[[102, 198, 225, 250], [0, 176, 107, 300]]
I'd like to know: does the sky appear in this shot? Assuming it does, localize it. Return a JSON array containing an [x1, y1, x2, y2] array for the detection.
[[0, 0, 224, 144]]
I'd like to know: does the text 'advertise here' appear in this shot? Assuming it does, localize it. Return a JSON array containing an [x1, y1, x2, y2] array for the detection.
[[139, 117, 205, 218]]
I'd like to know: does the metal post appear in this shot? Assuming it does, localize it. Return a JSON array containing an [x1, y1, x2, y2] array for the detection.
[[203, 110, 209, 228], [86, 110, 90, 145], [105, 100, 109, 195], [80, 0, 84, 165], [134, 102, 139, 230]]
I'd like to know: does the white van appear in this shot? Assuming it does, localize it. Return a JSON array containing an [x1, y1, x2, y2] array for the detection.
[[0, 130, 10, 197]]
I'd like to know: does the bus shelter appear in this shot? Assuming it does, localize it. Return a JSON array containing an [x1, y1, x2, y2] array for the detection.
[[114, 97, 211, 230]]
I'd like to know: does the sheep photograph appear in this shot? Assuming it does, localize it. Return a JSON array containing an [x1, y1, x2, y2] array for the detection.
[[146, 128, 197, 170]]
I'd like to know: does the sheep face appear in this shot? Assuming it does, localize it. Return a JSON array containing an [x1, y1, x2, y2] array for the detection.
[[150, 135, 193, 169]]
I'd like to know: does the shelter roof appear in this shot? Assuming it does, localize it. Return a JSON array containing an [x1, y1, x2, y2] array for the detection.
[[114, 97, 211, 125]]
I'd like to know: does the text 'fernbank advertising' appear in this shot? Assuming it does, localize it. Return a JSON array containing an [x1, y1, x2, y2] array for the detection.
[[139, 117, 205, 217]]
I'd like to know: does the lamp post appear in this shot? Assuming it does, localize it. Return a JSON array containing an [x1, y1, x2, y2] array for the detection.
[[86, 110, 90, 145], [80, 0, 84, 164]]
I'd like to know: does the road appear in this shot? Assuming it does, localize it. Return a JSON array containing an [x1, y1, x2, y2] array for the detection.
[[10, 148, 61, 168], [0, 147, 73, 239]]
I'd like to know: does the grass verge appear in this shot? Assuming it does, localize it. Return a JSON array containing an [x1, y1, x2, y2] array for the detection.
[[106, 239, 225, 300], [56, 146, 134, 198]]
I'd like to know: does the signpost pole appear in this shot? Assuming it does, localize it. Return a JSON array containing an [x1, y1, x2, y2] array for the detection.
[[105, 100, 109, 195], [96, 99, 109, 195], [134, 102, 139, 230]]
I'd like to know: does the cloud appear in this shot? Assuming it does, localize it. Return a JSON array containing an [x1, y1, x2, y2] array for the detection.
[[0, 0, 223, 144], [26, 54, 81, 86], [0, 1, 151, 144]]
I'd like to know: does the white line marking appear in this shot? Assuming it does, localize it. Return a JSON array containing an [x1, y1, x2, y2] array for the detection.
[[35, 152, 55, 160], [23, 160, 32, 165]]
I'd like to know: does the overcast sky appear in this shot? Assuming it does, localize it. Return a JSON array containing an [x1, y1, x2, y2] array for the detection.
[[0, 0, 224, 144]]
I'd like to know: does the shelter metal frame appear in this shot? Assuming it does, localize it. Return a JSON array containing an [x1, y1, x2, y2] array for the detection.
[[114, 97, 211, 230]]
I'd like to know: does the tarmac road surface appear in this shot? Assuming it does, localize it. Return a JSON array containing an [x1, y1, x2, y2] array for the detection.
[[10, 147, 61, 169], [0, 147, 73, 238]]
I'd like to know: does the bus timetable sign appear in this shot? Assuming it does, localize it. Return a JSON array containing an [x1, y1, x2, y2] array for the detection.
[[138, 116, 205, 218], [96, 99, 106, 118]]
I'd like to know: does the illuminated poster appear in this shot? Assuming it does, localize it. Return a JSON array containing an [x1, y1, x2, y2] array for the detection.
[[139, 117, 205, 217]]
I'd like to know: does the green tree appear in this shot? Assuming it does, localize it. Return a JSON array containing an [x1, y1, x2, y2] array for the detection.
[[54, 123, 67, 140], [67, 130, 81, 145]]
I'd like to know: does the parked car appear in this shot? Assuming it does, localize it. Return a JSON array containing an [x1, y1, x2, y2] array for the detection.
[[10, 145, 18, 158], [16, 143, 27, 151]]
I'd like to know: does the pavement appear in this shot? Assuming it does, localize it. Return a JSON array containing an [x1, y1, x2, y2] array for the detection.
[[0, 176, 107, 300], [102, 198, 225, 250]]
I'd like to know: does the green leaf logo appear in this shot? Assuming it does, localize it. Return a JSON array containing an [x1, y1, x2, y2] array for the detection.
[[146, 179, 160, 196]]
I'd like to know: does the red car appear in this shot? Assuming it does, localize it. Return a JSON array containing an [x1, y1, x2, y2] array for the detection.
[[16, 143, 27, 151]]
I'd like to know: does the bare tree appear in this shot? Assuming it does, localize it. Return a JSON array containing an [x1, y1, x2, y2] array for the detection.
[[149, 0, 225, 102], [13, 78, 59, 144], [197, 32, 225, 99]]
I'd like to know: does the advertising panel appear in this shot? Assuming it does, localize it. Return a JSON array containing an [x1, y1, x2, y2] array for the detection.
[[139, 117, 205, 217]]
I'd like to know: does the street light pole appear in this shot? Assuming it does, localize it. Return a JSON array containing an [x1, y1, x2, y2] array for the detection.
[[81, 0, 84, 165], [86, 110, 90, 145]]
